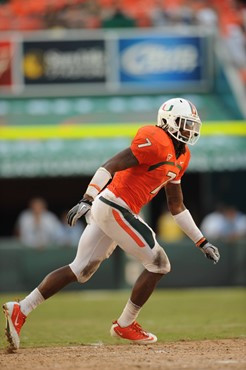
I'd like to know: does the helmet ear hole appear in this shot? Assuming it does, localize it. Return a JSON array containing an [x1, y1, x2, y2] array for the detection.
[[159, 118, 167, 129]]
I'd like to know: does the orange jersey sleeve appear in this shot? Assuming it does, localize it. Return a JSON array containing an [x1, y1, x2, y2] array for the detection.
[[130, 126, 168, 165]]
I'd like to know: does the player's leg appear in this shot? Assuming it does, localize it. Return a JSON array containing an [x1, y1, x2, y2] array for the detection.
[[110, 268, 164, 344], [3, 221, 116, 350], [37, 222, 116, 296], [3, 268, 76, 351], [130, 269, 163, 308], [68, 222, 117, 283], [92, 193, 171, 343]]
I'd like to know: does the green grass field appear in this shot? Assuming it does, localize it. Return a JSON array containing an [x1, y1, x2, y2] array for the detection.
[[0, 288, 245, 348]]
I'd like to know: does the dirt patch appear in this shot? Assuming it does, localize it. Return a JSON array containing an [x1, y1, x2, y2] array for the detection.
[[0, 339, 245, 370]]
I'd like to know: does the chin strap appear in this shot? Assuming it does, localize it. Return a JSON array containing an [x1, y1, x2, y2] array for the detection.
[[170, 135, 186, 157]]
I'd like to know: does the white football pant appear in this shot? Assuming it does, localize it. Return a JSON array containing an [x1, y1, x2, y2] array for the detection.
[[69, 189, 171, 283]]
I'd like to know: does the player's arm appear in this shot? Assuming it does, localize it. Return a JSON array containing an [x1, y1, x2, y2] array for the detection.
[[102, 147, 139, 174], [165, 182, 186, 215], [85, 147, 138, 201], [67, 148, 138, 226], [165, 182, 220, 264]]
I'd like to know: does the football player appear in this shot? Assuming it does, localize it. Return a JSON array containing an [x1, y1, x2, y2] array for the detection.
[[3, 98, 220, 348]]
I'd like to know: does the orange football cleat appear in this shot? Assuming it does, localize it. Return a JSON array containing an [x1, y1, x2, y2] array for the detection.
[[110, 320, 157, 344], [3, 302, 26, 350]]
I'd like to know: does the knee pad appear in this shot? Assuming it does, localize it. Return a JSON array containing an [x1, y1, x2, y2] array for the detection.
[[144, 245, 171, 275]]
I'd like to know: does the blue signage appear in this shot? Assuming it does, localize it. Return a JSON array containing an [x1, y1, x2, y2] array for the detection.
[[118, 36, 207, 87]]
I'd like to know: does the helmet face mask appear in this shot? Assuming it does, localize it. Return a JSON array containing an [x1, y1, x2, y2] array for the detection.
[[157, 98, 202, 145]]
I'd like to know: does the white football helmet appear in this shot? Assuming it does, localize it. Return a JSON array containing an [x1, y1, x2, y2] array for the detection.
[[157, 98, 202, 145]]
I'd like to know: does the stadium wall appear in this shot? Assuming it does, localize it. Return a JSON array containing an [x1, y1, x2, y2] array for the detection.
[[0, 239, 245, 292]]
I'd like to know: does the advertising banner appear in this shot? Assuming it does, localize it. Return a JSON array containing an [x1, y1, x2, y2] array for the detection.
[[23, 39, 107, 84], [0, 29, 214, 96], [118, 36, 207, 89], [0, 41, 13, 88]]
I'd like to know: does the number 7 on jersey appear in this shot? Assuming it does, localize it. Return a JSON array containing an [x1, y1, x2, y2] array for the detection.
[[138, 138, 152, 148], [150, 171, 177, 194]]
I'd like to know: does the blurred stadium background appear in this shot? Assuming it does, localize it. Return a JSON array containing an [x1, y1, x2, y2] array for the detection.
[[0, 0, 246, 294]]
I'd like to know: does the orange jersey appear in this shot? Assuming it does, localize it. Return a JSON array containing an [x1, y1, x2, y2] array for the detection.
[[108, 125, 190, 214]]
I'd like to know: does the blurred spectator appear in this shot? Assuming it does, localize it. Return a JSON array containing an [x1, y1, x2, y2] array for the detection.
[[194, 0, 218, 29], [157, 210, 184, 242], [43, 1, 102, 30], [150, 0, 169, 27], [83, 0, 102, 29], [167, 0, 195, 25], [200, 204, 246, 242], [16, 197, 62, 249], [47, 3, 86, 30], [101, 1, 136, 28], [57, 210, 85, 247]]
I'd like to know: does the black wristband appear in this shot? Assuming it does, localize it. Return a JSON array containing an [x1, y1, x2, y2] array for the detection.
[[80, 198, 92, 206], [199, 239, 208, 248]]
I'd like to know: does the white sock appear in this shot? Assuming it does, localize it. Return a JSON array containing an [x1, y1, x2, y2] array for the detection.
[[20, 288, 45, 316], [117, 299, 141, 327]]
